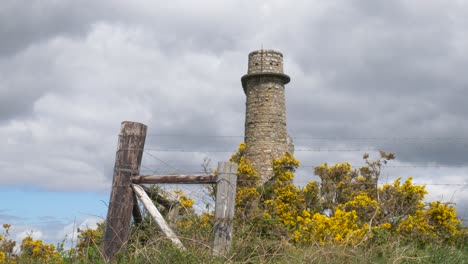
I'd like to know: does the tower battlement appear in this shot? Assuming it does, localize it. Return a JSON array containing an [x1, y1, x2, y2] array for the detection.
[[241, 50, 290, 94], [247, 50, 284, 74]]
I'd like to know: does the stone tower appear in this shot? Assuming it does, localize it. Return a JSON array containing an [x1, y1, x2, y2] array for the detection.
[[241, 49, 292, 184]]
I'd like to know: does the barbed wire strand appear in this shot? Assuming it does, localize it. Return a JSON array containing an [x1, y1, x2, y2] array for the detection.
[[145, 134, 468, 141], [138, 164, 468, 169]]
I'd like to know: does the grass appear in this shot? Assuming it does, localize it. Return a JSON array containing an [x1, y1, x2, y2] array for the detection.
[[56, 227, 467, 264], [112, 239, 467, 263], [2, 219, 466, 263]]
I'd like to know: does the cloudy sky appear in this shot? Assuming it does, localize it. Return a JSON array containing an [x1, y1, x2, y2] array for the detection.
[[1, 0, 467, 246]]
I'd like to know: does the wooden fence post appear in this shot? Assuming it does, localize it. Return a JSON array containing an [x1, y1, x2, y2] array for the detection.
[[102, 121, 147, 261], [212, 161, 238, 256]]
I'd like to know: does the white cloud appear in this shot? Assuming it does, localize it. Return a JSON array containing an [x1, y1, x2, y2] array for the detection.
[[58, 217, 102, 246], [16, 229, 43, 241]]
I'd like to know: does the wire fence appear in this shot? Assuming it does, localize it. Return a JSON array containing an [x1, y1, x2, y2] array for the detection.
[[137, 133, 468, 224]]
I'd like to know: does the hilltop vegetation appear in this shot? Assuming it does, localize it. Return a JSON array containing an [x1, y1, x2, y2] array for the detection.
[[1, 144, 467, 263]]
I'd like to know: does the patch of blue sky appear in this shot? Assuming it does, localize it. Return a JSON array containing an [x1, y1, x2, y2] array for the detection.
[[0, 187, 108, 224]]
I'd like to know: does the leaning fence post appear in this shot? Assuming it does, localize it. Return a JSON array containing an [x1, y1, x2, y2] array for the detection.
[[102, 121, 147, 261], [212, 161, 238, 256]]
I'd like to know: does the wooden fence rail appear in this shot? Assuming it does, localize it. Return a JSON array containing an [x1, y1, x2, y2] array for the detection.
[[132, 175, 217, 184]]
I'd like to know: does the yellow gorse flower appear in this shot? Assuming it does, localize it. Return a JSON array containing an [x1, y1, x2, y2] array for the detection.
[[228, 145, 464, 246], [20, 236, 61, 263]]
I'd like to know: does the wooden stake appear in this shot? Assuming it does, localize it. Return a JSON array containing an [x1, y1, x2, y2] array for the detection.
[[212, 161, 238, 256], [102, 121, 147, 261], [132, 184, 185, 249]]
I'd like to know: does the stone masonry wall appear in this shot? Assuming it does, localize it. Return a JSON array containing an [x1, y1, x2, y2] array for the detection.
[[247, 50, 284, 74], [242, 50, 291, 184]]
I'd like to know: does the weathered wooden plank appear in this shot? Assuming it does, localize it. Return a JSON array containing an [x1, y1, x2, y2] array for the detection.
[[140, 185, 180, 227], [102, 121, 147, 261], [132, 184, 185, 249], [212, 161, 238, 256], [132, 175, 216, 184]]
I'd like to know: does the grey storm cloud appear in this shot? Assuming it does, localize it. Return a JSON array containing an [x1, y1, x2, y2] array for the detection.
[[0, 0, 102, 56], [270, 0, 468, 166]]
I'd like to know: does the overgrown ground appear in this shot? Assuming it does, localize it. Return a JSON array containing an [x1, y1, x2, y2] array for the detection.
[[1, 146, 467, 263], [3, 224, 465, 263]]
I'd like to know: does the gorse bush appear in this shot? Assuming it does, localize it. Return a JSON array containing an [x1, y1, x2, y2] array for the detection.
[[0, 224, 14, 263], [0, 223, 62, 264], [228, 145, 464, 246], [1, 143, 466, 263], [19, 236, 61, 263]]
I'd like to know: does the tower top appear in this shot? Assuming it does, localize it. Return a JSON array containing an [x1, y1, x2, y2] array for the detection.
[[247, 49, 284, 74], [242, 49, 290, 91]]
